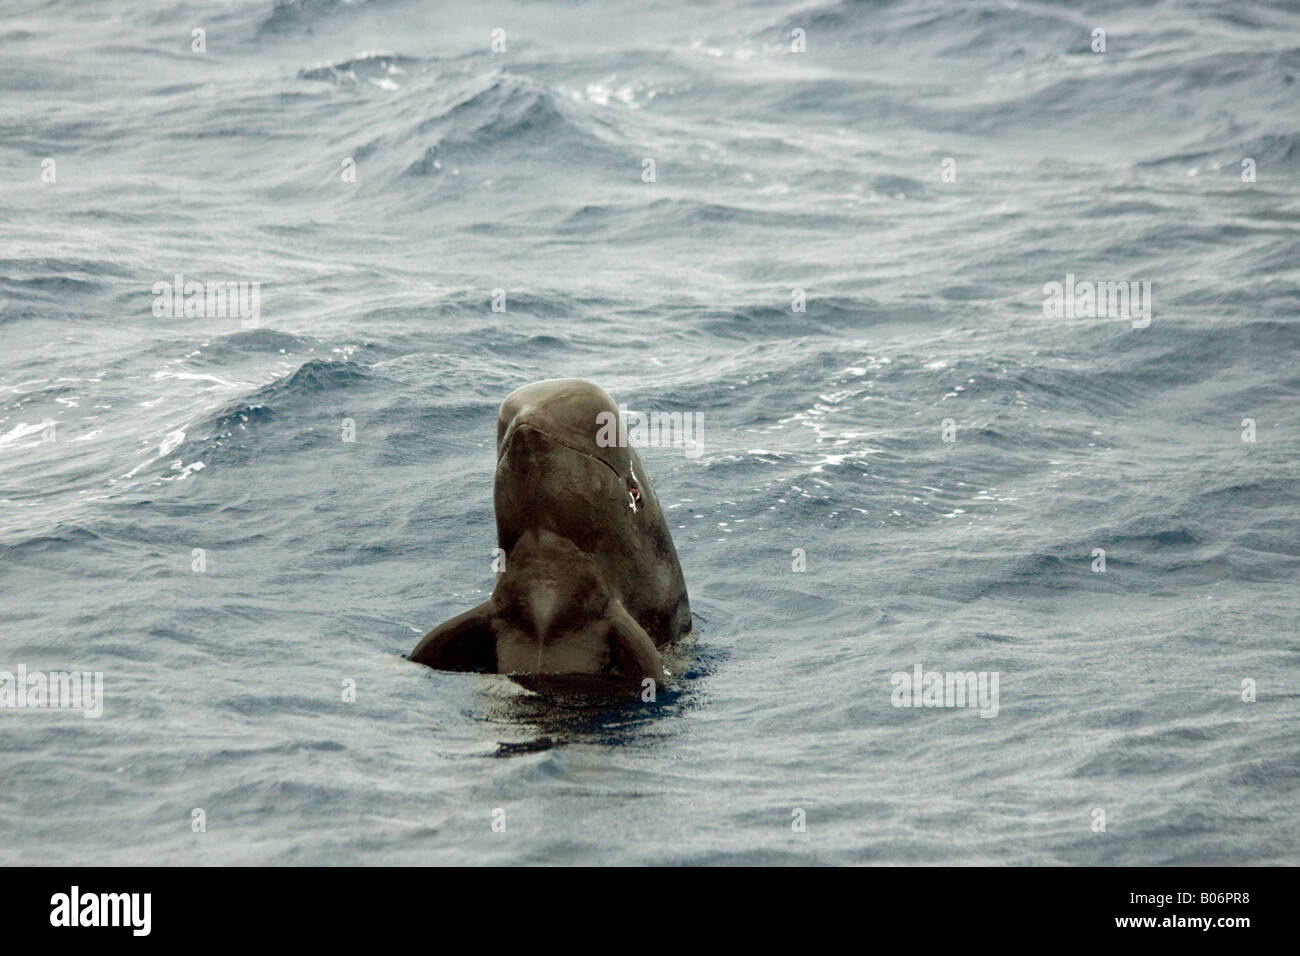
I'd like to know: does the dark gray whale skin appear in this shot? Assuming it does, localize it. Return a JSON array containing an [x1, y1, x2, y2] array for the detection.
[[410, 379, 691, 680]]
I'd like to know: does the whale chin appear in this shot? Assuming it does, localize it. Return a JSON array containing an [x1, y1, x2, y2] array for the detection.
[[409, 586, 665, 682]]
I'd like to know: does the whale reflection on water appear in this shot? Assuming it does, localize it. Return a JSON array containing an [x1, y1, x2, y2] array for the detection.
[[465, 635, 704, 757]]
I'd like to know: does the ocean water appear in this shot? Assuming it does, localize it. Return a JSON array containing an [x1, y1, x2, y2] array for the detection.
[[2, 0, 1298, 865]]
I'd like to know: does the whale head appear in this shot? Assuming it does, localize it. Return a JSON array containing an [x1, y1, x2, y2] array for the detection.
[[410, 379, 690, 681], [493, 379, 646, 555]]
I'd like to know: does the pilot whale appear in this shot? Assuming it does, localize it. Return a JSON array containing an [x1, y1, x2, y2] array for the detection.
[[410, 379, 691, 680]]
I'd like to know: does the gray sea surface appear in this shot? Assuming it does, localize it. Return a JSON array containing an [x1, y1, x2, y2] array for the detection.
[[1, 0, 1298, 864]]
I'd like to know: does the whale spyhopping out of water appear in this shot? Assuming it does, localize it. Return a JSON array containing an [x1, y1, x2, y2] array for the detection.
[[410, 379, 691, 680]]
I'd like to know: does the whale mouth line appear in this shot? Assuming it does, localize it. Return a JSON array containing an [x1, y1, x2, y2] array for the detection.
[[501, 421, 623, 482]]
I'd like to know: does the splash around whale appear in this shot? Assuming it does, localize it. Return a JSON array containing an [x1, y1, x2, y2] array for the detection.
[[409, 379, 691, 681]]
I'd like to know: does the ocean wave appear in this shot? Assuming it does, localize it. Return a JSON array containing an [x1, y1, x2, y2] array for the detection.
[[1139, 129, 1300, 174], [146, 360, 371, 470], [395, 72, 623, 180], [257, 0, 385, 38], [299, 52, 422, 87], [199, 329, 323, 356]]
